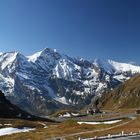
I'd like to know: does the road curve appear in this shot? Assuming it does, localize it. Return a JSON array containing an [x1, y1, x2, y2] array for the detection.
[[46, 115, 136, 140]]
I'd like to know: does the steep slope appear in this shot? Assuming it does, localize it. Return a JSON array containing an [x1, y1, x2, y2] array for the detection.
[[0, 90, 54, 122], [100, 74, 140, 109], [0, 90, 35, 119], [0, 48, 140, 115]]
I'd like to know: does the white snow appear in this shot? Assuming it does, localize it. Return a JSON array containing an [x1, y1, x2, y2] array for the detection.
[[113, 74, 130, 82], [16, 72, 29, 79], [59, 112, 79, 117], [54, 49, 57, 52], [108, 60, 140, 73], [93, 59, 114, 74], [0, 52, 18, 70], [94, 59, 140, 74], [96, 82, 107, 92], [59, 112, 71, 118], [78, 120, 122, 125], [4, 124, 12, 126], [2, 76, 15, 87], [38, 122, 48, 128], [0, 127, 35, 136], [53, 58, 81, 81], [71, 113, 79, 116], [55, 96, 69, 105], [54, 59, 72, 79], [105, 75, 110, 82], [27, 51, 42, 62], [74, 90, 84, 96], [46, 86, 69, 105]]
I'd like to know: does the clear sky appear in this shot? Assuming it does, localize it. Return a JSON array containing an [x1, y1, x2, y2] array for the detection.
[[0, 0, 140, 64]]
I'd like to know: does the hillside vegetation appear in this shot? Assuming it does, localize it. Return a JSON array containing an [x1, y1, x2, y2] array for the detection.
[[100, 74, 140, 109]]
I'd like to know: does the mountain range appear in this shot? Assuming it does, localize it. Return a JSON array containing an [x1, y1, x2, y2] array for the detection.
[[0, 48, 140, 115]]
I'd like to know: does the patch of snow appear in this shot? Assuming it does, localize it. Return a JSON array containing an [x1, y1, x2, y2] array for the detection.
[[93, 59, 114, 74], [78, 120, 122, 125], [46, 86, 69, 105], [0, 127, 35, 136], [108, 59, 140, 73], [96, 82, 107, 92], [27, 51, 42, 62], [16, 72, 29, 79], [55, 96, 69, 105], [105, 75, 110, 82], [38, 122, 48, 128], [4, 124, 12, 126], [74, 90, 84, 96], [0, 52, 18, 70], [71, 113, 79, 116], [59, 112, 71, 118], [59, 112, 79, 118], [113, 74, 129, 82], [24, 85, 41, 93], [4, 77, 14, 87], [94, 59, 140, 74]]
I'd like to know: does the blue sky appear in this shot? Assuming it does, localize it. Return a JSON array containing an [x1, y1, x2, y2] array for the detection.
[[0, 0, 140, 64]]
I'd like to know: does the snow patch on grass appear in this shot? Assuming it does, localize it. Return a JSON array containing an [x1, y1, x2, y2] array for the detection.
[[78, 120, 122, 125], [0, 127, 35, 136]]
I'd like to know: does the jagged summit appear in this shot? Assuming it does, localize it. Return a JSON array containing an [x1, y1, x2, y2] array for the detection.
[[0, 48, 140, 115], [27, 48, 61, 65]]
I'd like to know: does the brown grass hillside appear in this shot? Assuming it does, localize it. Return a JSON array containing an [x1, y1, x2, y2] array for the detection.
[[100, 74, 140, 109]]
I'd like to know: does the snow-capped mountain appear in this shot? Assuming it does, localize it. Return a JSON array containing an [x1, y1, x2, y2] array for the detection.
[[0, 48, 140, 115]]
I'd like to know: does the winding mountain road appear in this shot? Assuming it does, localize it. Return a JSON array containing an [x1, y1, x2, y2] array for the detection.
[[46, 115, 136, 140]]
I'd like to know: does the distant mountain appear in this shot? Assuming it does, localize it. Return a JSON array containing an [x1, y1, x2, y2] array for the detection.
[[99, 74, 140, 109], [0, 48, 140, 115]]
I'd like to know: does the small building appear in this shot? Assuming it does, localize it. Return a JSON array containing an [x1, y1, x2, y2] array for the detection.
[[87, 107, 102, 115], [136, 109, 140, 114]]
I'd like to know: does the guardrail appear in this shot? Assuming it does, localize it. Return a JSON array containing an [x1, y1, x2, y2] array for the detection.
[[80, 131, 140, 140]]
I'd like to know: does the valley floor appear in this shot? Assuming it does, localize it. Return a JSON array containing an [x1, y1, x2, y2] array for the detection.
[[0, 109, 140, 140]]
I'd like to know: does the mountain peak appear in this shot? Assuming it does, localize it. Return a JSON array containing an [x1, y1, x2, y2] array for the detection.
[[93, 58, 114, 74], [41, 48, 57, 54], [28, 48, 61, 63]]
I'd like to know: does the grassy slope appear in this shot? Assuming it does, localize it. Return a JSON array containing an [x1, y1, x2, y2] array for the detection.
[[0, 115, 136, 140], [100, 74, 140, 109]]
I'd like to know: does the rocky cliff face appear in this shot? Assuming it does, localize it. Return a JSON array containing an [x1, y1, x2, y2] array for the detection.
[[0, 48, 140, 115]]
